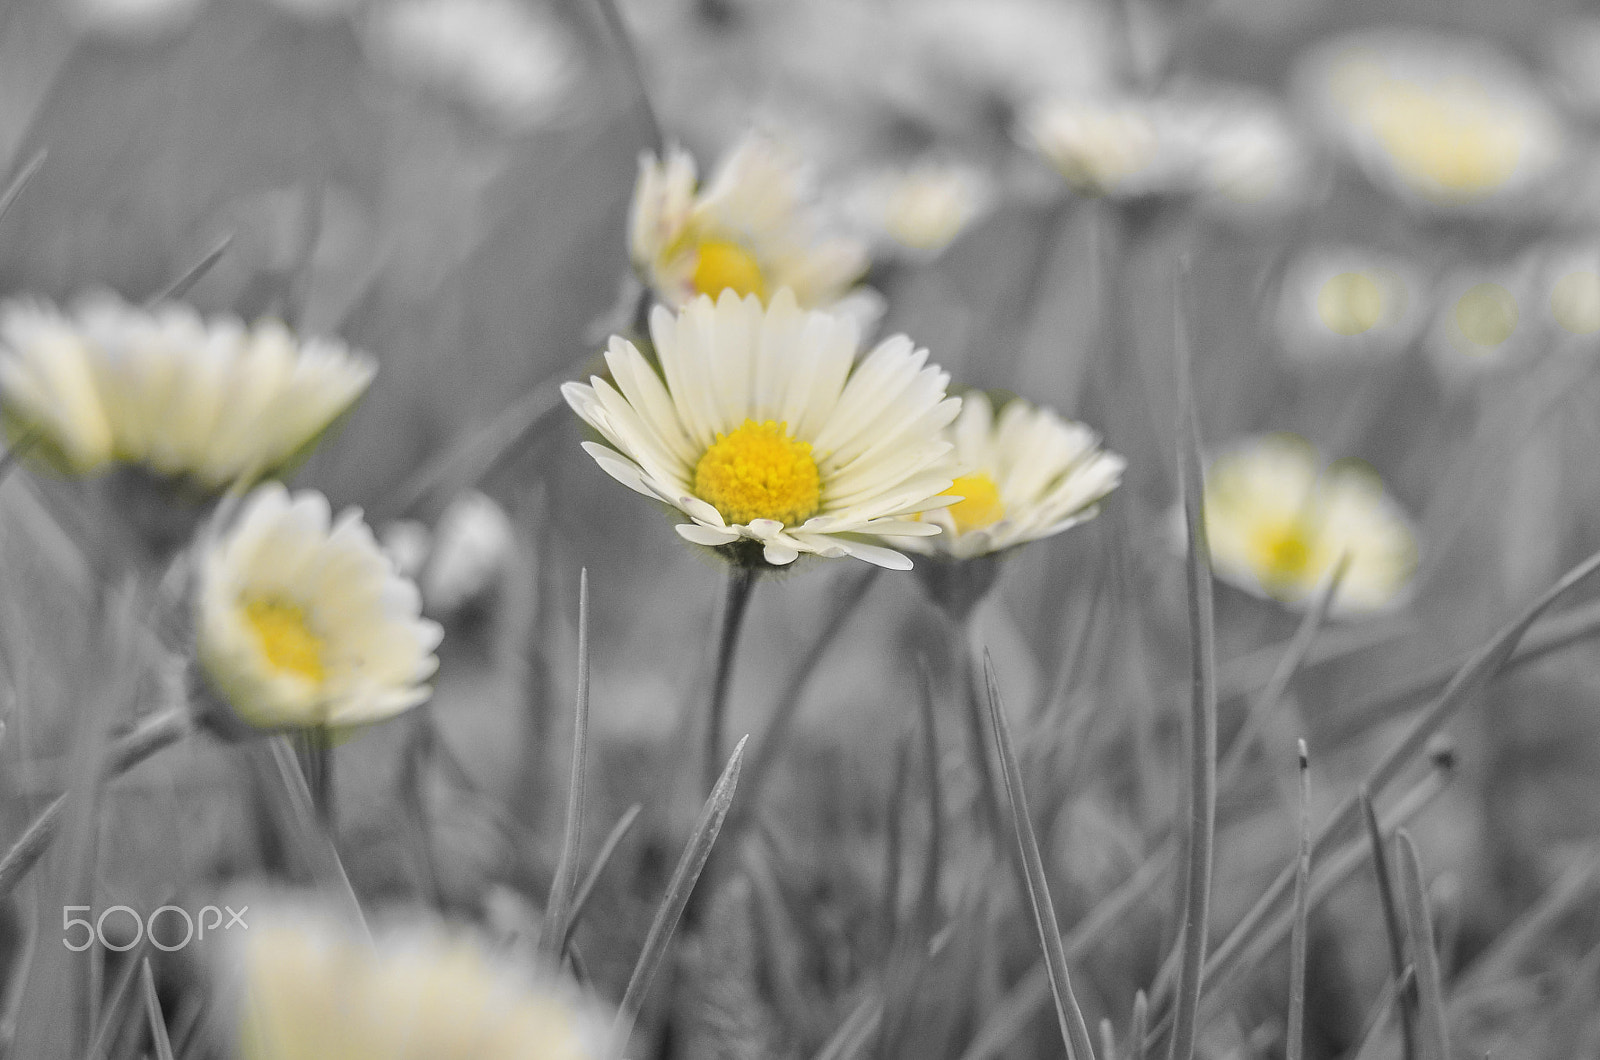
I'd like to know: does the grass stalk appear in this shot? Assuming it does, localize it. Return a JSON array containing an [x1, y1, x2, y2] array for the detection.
[[542, 568, 592, 964], [148, 233, 234, 306], [1361, 787, 1418, 1060], [706, 565, 758, 797], [1286, 741, 1311, 1060], [1396, 831, 1452, 1060], [0, 150, 45, 227], [562, 803, 643, 955], [139, 958, 175, 1060]]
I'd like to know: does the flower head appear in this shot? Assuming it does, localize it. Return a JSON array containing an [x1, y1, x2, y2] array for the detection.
[[1276, 246, 1427, 365], [906, 392, 1124, 560], [1297, 30, 1565, 211], [1202, 434, 1417, 616], [563, 290, 961, 570], [0, 294, 374, 491], [845, 159, 993, 258], [196, 484, 442, 731], [230, 905, 607, 1060], [629, 137, 871, 312]]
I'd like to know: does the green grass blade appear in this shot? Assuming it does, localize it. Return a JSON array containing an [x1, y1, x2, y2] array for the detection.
[[562, 803, 643, 954], [612, 734, 748, 1050], [1395, 831, 1452, 1060], [0, 150, 45, 227], [139, 958, 174, 1060], [1286, 741, 1311, 1060], [147, 232, 233, 306], [542, 568, 591, 964], [1361, 787, 1417, 1060], [984, 653, 1097, 1060]]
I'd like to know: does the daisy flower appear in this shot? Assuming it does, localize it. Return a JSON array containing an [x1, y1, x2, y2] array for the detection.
[[1024, 96, 1171, 199], [562, 289, 961, 570], [1425, 260, 1541, 382], [230, 905, 608, 1060], [195, 484, 443, 732], [845, 159, 993, 259], [1296, 30, 1565, 211], [1275, 246, 1427, 365], [905, 392, 1124, 560], [1202, 434, 1418, 616], [0, 294, 375, 491], [629, 136, 872, 312]]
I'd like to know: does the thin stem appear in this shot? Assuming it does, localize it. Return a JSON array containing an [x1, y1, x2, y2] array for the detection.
[[705, 565, 758, 796]]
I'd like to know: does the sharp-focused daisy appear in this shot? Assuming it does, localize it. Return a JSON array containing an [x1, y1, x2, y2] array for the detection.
[[365, 0, 581, 132], [904, 392, 1123, 560], [230, 906, 607, 1060], [0, 294, 375, 491], [1276, 246, 1427, 364], [1296, 30, 1565, 211], [1202, 434, 1417, 616], [629, 137, 872, 312], [195, 484, 443, 731], [845, 159, 993, 259], [563, 289, 961, 570]]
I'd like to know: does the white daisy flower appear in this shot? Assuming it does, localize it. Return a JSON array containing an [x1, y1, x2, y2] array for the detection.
[[0, 294, 375, 491], [421, 489, 515, 614], [905, 392, 1124, 560], [845, 159, 993, 258], [1425, 260, 1541, 383], [1523, 241, 1600, 342], [1024, 96, 1171, 199], [1296, 30, 1566, 211], [629, 136, 872, 313], [229, 903, 609, 1060], [66, 0, 207, 42], [562, 289, 961, 570], [365, 0, 581, 132], [1202, 433, 1418, 616], [195, 484, 443, 731], [1276, 246, 1428, 365]]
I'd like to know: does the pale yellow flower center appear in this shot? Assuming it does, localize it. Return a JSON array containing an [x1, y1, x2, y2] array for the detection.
[[944, 473, 1006, 535], [692, 240, 768, 302], [244, 598, 325, 684], [1552, 271, 1600, 335], [1454, 283, 1518, 348], [1363, 79, 1524, 200], [693, 419, 820, 526], [1247, 519, 1318, 593], [1317, 272, 1384, 335]]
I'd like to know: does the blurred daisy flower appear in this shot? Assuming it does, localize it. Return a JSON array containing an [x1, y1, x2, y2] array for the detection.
[[195, 484, 443, 732], [629, 136, 873, 313], [66, 0, 206, 42], [230, 905, 608, 1059], [563, 289, 960, 570], [421, 490, 516, 615], [0, 295, 374, 491], [1523, 241, 1600, 342], [1276, 246, 1427, 364], [1024, 97, 1169, 199], [1425, 261, 1540, 382], [1203, 434, 1418, 616], [1297, 30, 1565, 211], [365, 0, 581, 132], [844, 159, 994, 259], [906, 392, 1123, 560]]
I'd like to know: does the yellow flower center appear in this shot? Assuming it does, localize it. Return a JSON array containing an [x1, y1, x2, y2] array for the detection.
[[1248, 520, 1318, 593], [244, 598, 325, 684], [692, 240, 768, 301], [693, 419, 820, 527], [944, 473, 1006, 535], [1454, 282, 1518, 348], [1317, 271, 1384, 336], [1552, 271, 1600, 336], [1363, 79, 1524, 201]]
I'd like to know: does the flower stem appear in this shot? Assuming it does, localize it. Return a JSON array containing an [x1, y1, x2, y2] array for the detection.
[[296, 728, 336, 830], [705, 565, 759, 797]]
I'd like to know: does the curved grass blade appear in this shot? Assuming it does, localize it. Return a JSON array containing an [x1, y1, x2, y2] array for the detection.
[[562, 803, 643, 954], [612, 735, 748, 1050], [1361, 787, 1417, 1060], [1395, 831, 1451, 1060], [542, 568, 591, 964], [984, 653, 1097, 1060]]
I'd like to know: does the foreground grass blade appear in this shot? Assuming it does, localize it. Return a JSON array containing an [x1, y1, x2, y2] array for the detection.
[[140, 958, 175, 1060], [1396, 831, 1452, 1060], [612, 735, 748, 1049], [563, 803, 643, 954], [0, 707, 189, 899], [1130, 990, 1149, 1060], [1286, 741, 1311, 1060], [1361, 787, 1417, 1060], [984, 654, 1097, 1060], [813, 993, 884, 1060], [1168, 301, 1217, 1060], [542, 568, 591, 964], [264, 737, 369, 941]]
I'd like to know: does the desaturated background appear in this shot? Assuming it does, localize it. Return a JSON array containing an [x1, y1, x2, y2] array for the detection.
[[4, 0, 1600, 1057]]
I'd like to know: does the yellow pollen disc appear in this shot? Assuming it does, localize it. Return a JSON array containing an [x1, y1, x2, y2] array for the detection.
[[1552, 271, 1600, 335], [244, 598, 325, 684], [1366, 81, 1523, 201], [692, 240, 768, 301], [1248, 521, 1318, 594], [944, 473, 1006, 535], [693, 419, 820, 527], [1454, 283, 1518, 348], [1317, 272, 1385, 336]]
